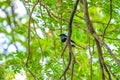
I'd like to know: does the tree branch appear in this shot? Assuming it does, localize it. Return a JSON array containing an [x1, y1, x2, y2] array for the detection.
[[82, 0, 112, 80], [82, 0, 120, 67], [60, 0, 79, 79], [93, 33, 120, 66]]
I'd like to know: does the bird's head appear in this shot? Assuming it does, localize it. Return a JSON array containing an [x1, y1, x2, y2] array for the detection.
[[59, 34, 67, 37], [59, 34, 67, 42]]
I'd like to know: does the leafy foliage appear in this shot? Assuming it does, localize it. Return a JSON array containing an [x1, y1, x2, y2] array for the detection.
[[0, 0, 120, 80]]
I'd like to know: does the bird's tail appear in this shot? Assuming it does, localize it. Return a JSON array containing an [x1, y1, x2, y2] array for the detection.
[[73, 42, 85, 49]]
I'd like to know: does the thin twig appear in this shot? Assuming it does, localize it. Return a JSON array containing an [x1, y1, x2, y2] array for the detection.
[[103, 37, 120, 41], [106, 64, 119, 80], [61, 45, 67, 57], [103, 63, 111, 80], [88, 35, 92, 80], [71, 53, 76, 80], [26, 1, 39, 80], [102, 0, 112, 40], [59, 51, 72, 79], [60, 0, 63, 34], [32, 20, 44, 60]]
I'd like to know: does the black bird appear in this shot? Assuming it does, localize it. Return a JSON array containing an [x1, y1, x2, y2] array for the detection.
[[59, 34, 75, 43], [59, 34, 85, 49]]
